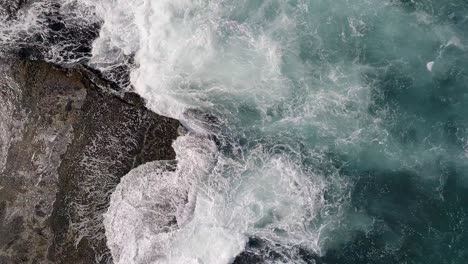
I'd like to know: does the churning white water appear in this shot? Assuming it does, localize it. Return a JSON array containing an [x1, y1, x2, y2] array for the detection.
[[92, 1, 371, 263]]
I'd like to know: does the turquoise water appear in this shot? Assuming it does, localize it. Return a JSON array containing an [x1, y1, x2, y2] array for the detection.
[[90, 0, 468, 263], [294, 1, 468, 263]]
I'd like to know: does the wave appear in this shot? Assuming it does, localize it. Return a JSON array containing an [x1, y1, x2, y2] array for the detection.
[[94, 1, 378, 263], [94, 0, 468, 263]]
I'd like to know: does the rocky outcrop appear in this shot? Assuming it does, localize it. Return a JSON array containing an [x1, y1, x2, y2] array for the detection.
[[0, 58, 180, 264]]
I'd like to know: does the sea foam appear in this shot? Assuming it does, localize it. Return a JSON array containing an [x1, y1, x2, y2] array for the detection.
[[93, 1, 373, 263], [92, 0, 468, 263]]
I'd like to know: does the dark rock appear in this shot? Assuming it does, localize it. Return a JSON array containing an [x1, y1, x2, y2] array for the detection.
[[233, 237, 323, 264], [1, 1, 133, 90], [0, 58, 180, 263], [1, 1, 101, 65]]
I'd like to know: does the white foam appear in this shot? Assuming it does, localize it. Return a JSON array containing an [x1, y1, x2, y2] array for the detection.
[[426, 61, 434, 72], [104, 135, 248, 264], [89, 0, 296, 120], [104, 134, 329, 263], [91, 1, 376, 263]]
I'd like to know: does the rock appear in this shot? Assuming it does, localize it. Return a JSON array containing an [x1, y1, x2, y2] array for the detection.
[[1, 0, 101, 66], [0, 58, 180, 263], [232, 237, 323, 264]]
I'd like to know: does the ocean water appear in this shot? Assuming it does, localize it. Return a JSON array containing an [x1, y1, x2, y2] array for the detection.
[[2, 0, 468, 263]]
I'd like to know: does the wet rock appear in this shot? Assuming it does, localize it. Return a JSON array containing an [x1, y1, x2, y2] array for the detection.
[[1, 0, 100, 65], [233, 237, 323, 264], [0, 58, 180, 263]]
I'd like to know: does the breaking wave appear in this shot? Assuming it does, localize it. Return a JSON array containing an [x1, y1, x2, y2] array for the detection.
[[95, 0, 468, 263], [95, 1, 468, 263]]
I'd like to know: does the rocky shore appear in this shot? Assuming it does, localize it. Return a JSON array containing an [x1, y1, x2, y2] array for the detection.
[[0, 58, 180, 264]]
